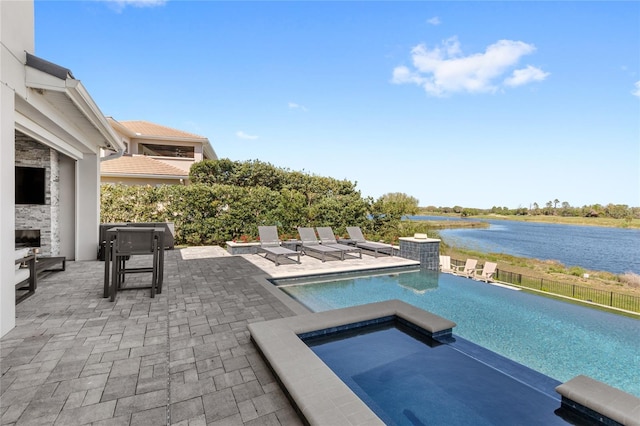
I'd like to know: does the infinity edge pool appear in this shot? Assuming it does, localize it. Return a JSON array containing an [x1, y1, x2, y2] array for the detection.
[[251, 271, 640, 426]]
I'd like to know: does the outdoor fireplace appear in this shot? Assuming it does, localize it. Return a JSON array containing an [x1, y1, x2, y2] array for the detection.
[[15, 229, 41, 248]]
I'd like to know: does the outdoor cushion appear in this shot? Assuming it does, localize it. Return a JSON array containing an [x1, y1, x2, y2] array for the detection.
[[15, 248, 29, 271], [15, 268, 29, 285]]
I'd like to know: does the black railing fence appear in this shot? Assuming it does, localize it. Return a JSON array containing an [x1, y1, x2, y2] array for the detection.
[[450, 258, 640, 313]]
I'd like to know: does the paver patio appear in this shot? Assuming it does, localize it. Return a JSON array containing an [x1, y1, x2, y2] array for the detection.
[[1, 247, 417, 425]]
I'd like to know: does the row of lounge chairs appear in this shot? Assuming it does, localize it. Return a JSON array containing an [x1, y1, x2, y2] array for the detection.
[[299, 227, 362, 261], [257, 226, 393, 266], [439, 255, 497, 282], [256, 226, 500, 282]]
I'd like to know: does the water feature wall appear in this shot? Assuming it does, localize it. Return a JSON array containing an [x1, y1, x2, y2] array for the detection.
[[399, 236, 440, 270]]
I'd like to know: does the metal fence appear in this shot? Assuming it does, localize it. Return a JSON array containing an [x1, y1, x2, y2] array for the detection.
[[451, 258, 640, 313]]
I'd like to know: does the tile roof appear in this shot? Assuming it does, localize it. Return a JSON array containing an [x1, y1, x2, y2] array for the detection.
[[101, 155, 187, 177], [117, 120, 206, 139]]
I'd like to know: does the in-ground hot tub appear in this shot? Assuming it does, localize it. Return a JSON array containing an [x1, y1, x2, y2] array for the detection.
[[249, 299, 638, 425]]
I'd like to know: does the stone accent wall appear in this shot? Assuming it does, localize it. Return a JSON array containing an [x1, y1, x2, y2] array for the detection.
[[399, 238, 440, 270], [15, 130, 60, 256]]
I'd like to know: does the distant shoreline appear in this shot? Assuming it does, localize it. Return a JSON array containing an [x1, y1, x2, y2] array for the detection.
[[415, 212, 640, 229]]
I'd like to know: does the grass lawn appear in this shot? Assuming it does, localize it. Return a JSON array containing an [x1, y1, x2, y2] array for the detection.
[[443, 246, 640, 300]]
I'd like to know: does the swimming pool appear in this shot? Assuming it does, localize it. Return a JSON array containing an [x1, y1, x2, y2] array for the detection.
[[278, 268, 640, 398], [304, 320, 581, 425]]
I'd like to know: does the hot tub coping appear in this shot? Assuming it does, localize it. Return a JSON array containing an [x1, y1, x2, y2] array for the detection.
[[556, 375, 640, 426], [248, 299, 455, 425]]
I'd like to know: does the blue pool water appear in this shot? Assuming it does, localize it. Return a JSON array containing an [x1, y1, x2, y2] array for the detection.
[[279, 269, 640, 398], [305, 322, 582, 425]]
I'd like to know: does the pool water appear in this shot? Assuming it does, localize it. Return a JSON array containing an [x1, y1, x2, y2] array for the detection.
[[279, 269, 640, 397], [305, 321, 584, 425]]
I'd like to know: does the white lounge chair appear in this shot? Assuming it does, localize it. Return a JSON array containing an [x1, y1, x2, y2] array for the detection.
[[475, 261, 498, 282], [297, 227, 344, 262], [345, 226, 394, 257], [453, 258, 478, 278], [257, 226, 300, 266], [316, 227, 362, 259], [439, 255, 453, 273]]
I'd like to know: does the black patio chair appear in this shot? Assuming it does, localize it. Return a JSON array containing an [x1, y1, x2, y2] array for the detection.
[[110, 227, 160, 301]]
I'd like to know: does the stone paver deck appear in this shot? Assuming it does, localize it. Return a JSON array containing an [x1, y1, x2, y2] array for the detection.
[[1, 247, 417, 425]]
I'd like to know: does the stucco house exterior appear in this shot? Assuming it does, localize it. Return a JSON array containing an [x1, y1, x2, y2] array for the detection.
[[101, 119, 217, 186], [1, 1, 125, 337]]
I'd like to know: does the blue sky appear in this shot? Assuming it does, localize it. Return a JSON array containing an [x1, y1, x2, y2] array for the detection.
[[34, 1, 639, 209]]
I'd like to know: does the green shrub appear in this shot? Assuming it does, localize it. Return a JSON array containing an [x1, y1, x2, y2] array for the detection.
[[102, 160, 422, 246], [568, 266, 586, 277], [101, 182, 373, 246]]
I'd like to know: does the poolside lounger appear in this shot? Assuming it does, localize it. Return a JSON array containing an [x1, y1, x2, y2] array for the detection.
[[345, 226, 394, 257], [453, 258, 478, 278], [297, 227, 344, 262], [316, 227, 362, 259], [257, 226, 300, 266], [439, 255, 454, 273], [474, 261, 498, 282]]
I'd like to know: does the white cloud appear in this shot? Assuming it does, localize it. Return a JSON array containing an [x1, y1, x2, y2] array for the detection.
[[427, 16, 441, 26], [633, 81, 640, 97], [392, 36, 548, 96], [392, 66, 426, 86], [102, 0, 167, 12], [288, 102, 308, 111], [504, 65, 550, 87], [236, 131, 258, 140]]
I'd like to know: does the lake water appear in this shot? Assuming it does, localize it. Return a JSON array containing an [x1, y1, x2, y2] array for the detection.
[[407, 216, 640, 275]]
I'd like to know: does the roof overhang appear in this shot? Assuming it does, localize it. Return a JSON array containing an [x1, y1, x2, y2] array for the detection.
[[18, 53, 125, 159], [101, 173, 186, 180], [203, 140, 218, 160]]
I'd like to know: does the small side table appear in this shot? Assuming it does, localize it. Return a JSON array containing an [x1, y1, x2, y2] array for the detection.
[[281, 240, 302, 252]]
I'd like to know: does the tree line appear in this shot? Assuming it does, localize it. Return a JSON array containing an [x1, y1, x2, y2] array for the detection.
[[422, 202, 639, 219]]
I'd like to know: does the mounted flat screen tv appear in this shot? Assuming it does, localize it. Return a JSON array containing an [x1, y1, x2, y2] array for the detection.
[[15, 166, 46, 205]]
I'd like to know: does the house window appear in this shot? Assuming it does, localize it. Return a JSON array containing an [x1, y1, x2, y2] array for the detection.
[[140, 144, 194, 158]]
